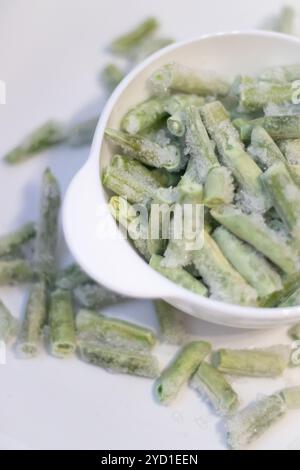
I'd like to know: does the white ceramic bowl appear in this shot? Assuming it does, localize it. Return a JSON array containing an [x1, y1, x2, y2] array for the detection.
[[63, 30, 300, 329]]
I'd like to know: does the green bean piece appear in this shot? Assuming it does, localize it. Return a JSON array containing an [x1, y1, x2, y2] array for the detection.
[[131, 38, 174, 62], [17, 282, 46, 358], [121, 97, 168, 135], [0, 222, 36, 257], [154, 300, 187, 345], [289, 322, 300, 340], [76, 309, 156, 351], [147, 205, 168, 257], [191, 362, 239, 416], [110, 17, 159, 55], [164, 94, 206, 116], [155, 341, 211, 404], [212, 346, 290, 377], [149, 254, 208, 297], [150, 62, 229, 96], [109, 196, 151, 261], [55, 264, 90, 290], [276, 5, 296, 34], [4, 121, 66, 165], [239, 76, 295, 112], [213, 226, 282, 297], [259, 272, 300, 307], [103, 155, 161, 204], [74, 283, 126, 309], [0, 259, 34, 285], [278, 286, 300, 307], [79, 341, 159, 378], [204, 166, 234, 207], [67, 116, 98, 147], [0, 299, 17, 342], [177, 156, 204, 203], [192, 231, 257, 306], [184, 105, 220, 182], [101, 64, 124, 91], [260, 64, 300, 82], [227, 393, 287, 450], [261, 162, 300, 238], [280, 387, 300, 409], [105, 129, 181, 171], [234, 116, 300, 142], [211, 205, 298, 274], [167, 113, 186, 137], [201, 102, 268, 212], [279, 139, 300, 164], [49, 289, 76, 358], [34, 168, 61, 283], [248, 126, 286, 170], [264, 102, 300, 116]]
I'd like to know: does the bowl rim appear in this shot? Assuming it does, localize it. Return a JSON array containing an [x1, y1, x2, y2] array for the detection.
[[64, 29, 300, 323]]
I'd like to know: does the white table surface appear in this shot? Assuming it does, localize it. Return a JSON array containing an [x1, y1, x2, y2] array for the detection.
[[1, 0, 300, 450]]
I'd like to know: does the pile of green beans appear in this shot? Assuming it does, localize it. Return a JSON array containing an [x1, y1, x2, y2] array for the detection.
[[103, 54, 300, 308]]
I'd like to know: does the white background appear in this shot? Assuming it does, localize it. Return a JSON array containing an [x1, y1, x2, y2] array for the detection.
[[1, 0, 300, 450]]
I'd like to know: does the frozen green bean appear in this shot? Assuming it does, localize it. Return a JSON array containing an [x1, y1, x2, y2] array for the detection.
[[248, 126, 286, 170], [204, 166, 234, 207], [103, 155, 161, 204], [191, 362, 239, 416], [4, 121, 66, 164], [261, 162, 300, 238], [105, 129, 181, 171], [213, 226, 282, 297], [211, 205, 299, 274], [201, 102, 268, 211], [149, 254, 208, 297], [239, 76, 295, 112], [110, 17, 159, 55], [278, 286, 300, 307], [49, 289, 76, 358], [34, 168, 61, 282], [150, 62, 229, 96], [79, 341, 159, 378], [279, 139, 300, 164], [0, 259, 34, 285], [17, 282, 46, 358], [76, 309, 156, 351], [259, 272, 300, 307], [227, 393, 287, 450], [101, 64, 124, 91], [109, 196, 151, 260], [264, 103, 300, 116], [167, 113, 186, 137], [55, 264, 91, 290], [212, 345, 290, 377], [184, 105, 220, 182], [154, 300, 186, 345], [0, 222, 36, 257], [74, 282, 126, 309], [260, 64, 300, 82], [193, 231, 257, 306], [164, 93, 205, 116], [155, 341, 211, 404], [280, 387, 300, 409], [234, 116, 300, 142], [121, 97, 168, 135], [0, 299, 17, 342], [177, 156, 204, 203]]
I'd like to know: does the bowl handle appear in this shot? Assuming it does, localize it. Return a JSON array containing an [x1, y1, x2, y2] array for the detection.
[[62, 160, 180, 299]]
